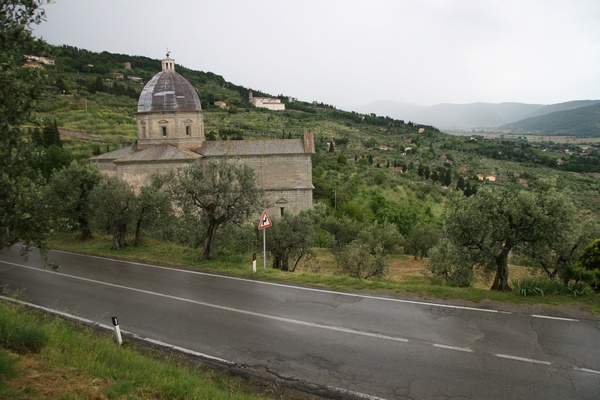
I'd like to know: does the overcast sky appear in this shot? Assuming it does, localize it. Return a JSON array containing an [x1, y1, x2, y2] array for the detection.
[[34, 0, 600, 110]]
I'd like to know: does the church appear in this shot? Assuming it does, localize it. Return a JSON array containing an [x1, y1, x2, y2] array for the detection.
[[91, 54, 314, 217]]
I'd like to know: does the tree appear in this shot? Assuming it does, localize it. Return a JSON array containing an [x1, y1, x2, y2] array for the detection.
[[333, 221, 402, 279], [89, 177, 136, 249], [523, 216, 599, 284], [132, 175, 173, 246], [405, 223, 441, 259], [433, 185, 574, 291], [574, 239, 600, 292], [0, 0, 53, 255], [171, 161, 266, 260], [267, 208, 320, 271], [47, 161, 103, 240], [41, 119, 61, 147]]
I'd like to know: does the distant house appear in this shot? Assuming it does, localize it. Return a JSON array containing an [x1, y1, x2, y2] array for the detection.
[[378, 145, 392, 151], [25, 55, 55, 65], [477, 174, 485, 181], [214, 100, 227, 109], [418, 127, 425, 134], [249, 90, 285, 111], [23, 61, 43, 69], [112, 72, 124, 79], [485, 175, 496, 182], [128, 76, 142, 82], [123, 62, 132, 70]]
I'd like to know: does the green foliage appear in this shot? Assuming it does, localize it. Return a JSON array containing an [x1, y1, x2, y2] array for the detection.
[[331, 220, 402, 279], [89, 176, 136, 249], [512, 278, 592, 297], [575, 239, 600, 292], [267, 207, 322, 271], [427, 238, 474, 287], [47, 160, 103, 239], [405, 223, 441, 259], [170, 161, 267, 260], [0, 305, 48, 354], [435, 185, 576, 291], [0, 0, 54, 255], [0, 348, 18, 383]]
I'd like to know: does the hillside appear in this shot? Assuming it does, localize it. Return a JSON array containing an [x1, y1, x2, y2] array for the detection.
[[30, 45, 600, 216], [499, 101, 600, 137]]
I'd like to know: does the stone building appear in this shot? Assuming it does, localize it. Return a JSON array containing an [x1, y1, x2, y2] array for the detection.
[[248, 90, 286, 111], [91, 54, 314, 217]]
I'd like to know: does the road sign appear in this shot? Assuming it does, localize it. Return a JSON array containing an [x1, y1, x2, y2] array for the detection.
[[258, 210, 272, 230]]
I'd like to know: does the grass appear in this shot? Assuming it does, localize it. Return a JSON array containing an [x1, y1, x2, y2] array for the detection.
[[48, 232, 600, 315], [0, 301, 317, 400]]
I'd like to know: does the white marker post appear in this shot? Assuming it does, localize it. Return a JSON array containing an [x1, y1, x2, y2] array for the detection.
[[257, 210, 272, 271], [112, 316, 123, 346], [252, 253, 257, 274]]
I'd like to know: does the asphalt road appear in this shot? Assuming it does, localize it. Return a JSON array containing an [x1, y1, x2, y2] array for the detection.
[[1, 246, 599, 400]]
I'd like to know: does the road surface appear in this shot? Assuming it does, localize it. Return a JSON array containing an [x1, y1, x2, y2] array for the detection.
[[1, 246, 599, 399]]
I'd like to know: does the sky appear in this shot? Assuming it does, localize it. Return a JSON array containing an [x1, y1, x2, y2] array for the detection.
[[33, 0, 600, 110]]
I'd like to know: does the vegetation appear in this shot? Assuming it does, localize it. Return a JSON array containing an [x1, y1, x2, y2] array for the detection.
[[0, 300, 308, 399]]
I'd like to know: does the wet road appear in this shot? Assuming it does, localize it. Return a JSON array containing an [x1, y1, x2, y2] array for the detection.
[[1, 246, 599, 399]]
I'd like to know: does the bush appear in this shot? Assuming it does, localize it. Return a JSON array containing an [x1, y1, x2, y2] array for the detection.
[[427, 238, 473, 287], [512, 278, 593, 297]]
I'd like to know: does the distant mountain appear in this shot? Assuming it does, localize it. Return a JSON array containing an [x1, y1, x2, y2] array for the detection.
[[355, 101, 545, 129], [499, 101, 600, 137], [355, 100, 600, 131]]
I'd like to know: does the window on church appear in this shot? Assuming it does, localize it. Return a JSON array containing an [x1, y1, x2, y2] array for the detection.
[[162, 126, 167, 137], [280, 207, 285, 217], [185, 125, 191, 136]]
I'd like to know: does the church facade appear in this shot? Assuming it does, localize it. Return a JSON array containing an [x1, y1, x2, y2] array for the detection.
[[91, 54, 314, 217]]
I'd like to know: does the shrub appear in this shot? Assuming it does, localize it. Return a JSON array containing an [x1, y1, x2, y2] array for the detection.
[[427, 238, 473, 287], [512, 278, 593, 297]]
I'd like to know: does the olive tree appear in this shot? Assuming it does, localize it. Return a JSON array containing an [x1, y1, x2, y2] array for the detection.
[[267, 207, 324, 271], [171, 160, 266, 260], [0, 0, 53, 254], [431, 185, 574, 291], [47, 161, 103, 240], [89, 177, 136, 250]]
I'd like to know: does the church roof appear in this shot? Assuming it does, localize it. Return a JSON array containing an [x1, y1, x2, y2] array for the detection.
[[90, 144, 200, 163], [137, 57, 202, 113], [115, 144, 200, 163], [195, 138, 308, 157], [90, 145, 137, 160]]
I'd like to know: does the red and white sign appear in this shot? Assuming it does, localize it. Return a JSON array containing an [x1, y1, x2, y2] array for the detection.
[[258, 210, 272, 230]]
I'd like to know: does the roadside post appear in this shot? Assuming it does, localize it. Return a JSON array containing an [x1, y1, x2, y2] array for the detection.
[[257, 210, 272, 270], [252, 253, 257, 274], [111, 316, 123, 346]]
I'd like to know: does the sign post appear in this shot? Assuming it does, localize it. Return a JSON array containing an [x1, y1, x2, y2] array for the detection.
[[257, 210, 272, 270]]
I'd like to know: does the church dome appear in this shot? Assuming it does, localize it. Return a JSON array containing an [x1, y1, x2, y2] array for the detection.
[[137, 55, 202, 113]]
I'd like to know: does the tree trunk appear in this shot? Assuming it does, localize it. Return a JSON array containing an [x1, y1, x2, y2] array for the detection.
[[491, 245, 512, 291], [201, 221, 219, 260], [134, 218, 143, 246], [79, 218, 93, 240]]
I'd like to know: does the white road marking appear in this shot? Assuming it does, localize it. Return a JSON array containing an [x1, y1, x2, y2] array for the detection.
[[573, 367, 600, 375], [1, 296, 386, 399], [494, 354, 552, 365], [532, 315, 578, 322], [3, 262, 409, 344], [49, 249, 507, 315], [433, 344, 473, 352]]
